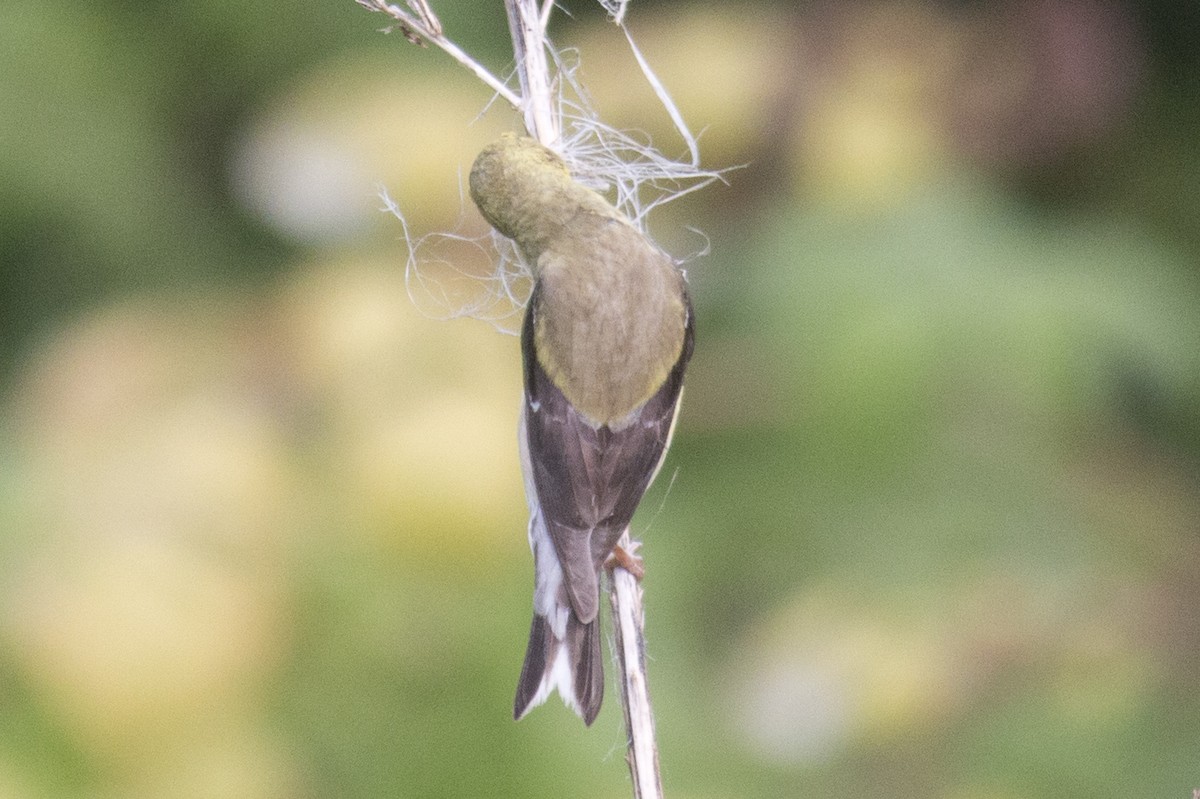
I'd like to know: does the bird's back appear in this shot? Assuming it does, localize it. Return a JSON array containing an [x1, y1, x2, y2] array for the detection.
[[533, 214, 687, 428]]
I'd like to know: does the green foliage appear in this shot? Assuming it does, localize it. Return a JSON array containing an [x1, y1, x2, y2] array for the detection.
[[2, 1, 1199, 797]]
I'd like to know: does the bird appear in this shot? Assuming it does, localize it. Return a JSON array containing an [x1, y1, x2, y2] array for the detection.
[[469, 133, 694, 725]]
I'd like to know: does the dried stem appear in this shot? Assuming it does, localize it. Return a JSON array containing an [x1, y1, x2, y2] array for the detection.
[[497, 2, 665, 795], [609, 533, 663, 799], [356, 0, 521, 108], [504, 0, 558, 145], [360, 2, 673, 795]]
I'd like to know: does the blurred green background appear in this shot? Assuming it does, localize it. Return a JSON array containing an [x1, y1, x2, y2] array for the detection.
[[2, 0, 1200, 796]]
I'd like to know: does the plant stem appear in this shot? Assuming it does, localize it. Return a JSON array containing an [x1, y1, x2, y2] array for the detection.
[[610, 532, 663, 799], [358, 2, 667, 794], [504, 0, 558, 145], [356, 0, 521, 107], [501, 3, 663, 795]]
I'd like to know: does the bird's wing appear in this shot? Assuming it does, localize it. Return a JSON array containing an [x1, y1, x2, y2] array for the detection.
[[520, 284, 694, 624]]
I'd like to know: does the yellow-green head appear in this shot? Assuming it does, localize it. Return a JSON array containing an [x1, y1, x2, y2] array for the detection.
[[469, 133, 620, 264]]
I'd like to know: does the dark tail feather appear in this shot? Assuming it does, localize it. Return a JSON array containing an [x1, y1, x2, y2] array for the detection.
[[513, 612, 604, 725], [574, 614, 604, 725], [513, 614, 551, 719]]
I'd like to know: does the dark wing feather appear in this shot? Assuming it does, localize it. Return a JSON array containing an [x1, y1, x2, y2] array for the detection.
[[521, 283, 694, 624]]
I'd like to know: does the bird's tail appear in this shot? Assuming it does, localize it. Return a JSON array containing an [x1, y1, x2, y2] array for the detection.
[[513, 609, 604, 725]]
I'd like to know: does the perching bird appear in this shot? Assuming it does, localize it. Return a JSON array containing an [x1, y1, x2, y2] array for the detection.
[[469, 133, 694, 725]]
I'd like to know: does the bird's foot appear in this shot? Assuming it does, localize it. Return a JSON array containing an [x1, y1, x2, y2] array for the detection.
[[605, 542, 644, 580]]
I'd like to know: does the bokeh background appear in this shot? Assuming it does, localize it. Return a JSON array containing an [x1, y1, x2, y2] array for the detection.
[[3, 0, 1200, 796]]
